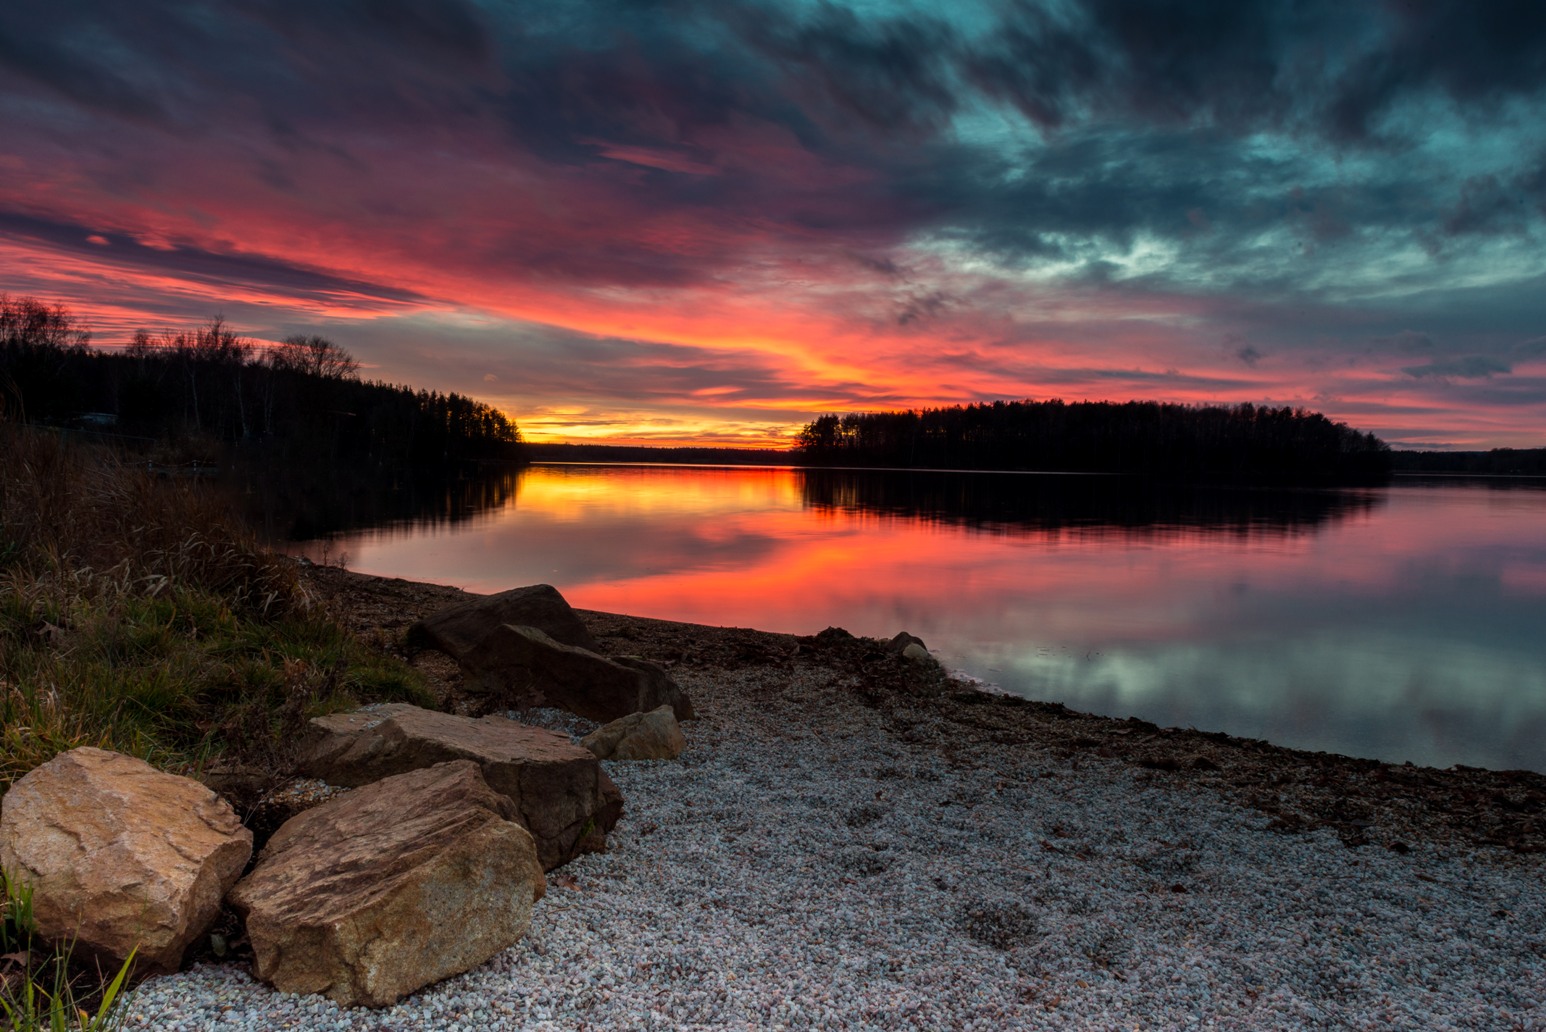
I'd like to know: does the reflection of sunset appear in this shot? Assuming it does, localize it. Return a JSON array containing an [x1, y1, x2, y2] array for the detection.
[[317, 468, 1546, 768], [330, 468, 1539, 638], [518, 465, 803, 521]]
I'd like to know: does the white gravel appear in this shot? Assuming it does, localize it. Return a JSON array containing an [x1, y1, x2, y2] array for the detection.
[[125, 665, 1546, 1030]]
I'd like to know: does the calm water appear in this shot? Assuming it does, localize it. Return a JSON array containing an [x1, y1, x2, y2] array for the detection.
[[302, 464, 1546, 773]]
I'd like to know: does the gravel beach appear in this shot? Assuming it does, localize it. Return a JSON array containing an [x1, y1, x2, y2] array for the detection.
[[123, 571, 1546, 1030]]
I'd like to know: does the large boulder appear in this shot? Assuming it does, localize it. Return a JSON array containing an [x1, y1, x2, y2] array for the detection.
[[229, 761, 545, 1009], [454, 624, 694, 723], [299, 704, 623, 871], [407, 583, 597, 655], [0, 747, 252, 975], [582, 705, 687, 761]]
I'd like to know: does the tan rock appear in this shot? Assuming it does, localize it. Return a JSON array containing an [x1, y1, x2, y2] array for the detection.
[[229, 760, 545, 1009], [0, 747, 252, 975], [582, 705, 687, 761], [300, 704, 622, 871]]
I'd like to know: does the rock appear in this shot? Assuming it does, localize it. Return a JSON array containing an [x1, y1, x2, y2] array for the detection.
[[455, 624, 694, 722], [299, 704, 623, 870], [582, 705, 687, 761], [407, 583, 597, 655], [0, 747, 252, 975], [886, 631, 927, 654], [902, 642, 935, 664], [228, 761, 545, 1009]]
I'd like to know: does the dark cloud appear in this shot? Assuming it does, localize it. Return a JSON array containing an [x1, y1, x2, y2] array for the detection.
[[1402, 356, 1513, 380], [734, 4, 961, 135], [239, 0, 493, 64], [1236, 346, 1263, 367], [0, 209, 431, 310], [1443, 175, 1529, 237], [1328, 0, 1546, 141], [0, 12, 164, 121], [1376, 331, 1439, 354], [896, 289, 953, 326]]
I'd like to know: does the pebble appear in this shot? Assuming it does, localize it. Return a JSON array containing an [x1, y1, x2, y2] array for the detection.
[[125, 666, 1545, 1029]]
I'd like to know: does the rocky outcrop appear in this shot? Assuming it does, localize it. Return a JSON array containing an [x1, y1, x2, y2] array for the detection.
[[407, 583, 596, 655], [299, 704, 623, 870], [582, 705, 687, 761], [0, 747, 252, 975], [229, 761, 545, 1009], [453, 623, 694, 722]]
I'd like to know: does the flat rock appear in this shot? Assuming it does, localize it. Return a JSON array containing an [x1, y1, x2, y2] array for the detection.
[[455, 624, 694, 722], [300, 703, 623, 870], [582, 705, 687, 761], [407, 583, 596, 655], [228, 761, 545, 1009], [0, 747, 252, 975]]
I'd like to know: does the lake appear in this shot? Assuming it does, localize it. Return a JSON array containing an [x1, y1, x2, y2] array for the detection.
[[298, 464, 1546, 773]]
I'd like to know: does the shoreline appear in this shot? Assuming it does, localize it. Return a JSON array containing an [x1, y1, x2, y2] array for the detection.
[[121, 564, 1546, 1028], [310, 565, 1544, 857]]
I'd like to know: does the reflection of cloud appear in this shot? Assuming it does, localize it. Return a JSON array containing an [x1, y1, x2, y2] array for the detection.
[[992, 634, 1546, 770]]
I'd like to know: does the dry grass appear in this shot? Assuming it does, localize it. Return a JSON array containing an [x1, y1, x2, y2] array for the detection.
[[0, 426, 432, 793]]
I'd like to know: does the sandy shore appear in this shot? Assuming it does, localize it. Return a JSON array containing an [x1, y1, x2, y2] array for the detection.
[[123, 567, 1546, 1029]]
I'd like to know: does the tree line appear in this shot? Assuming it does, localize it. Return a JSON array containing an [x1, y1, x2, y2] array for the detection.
[[0, 294, 522, 469], [1391, 448, 1546, 477], [794, 399, 1392, 481]]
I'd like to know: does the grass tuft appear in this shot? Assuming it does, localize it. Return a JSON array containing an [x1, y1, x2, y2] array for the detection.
[[0, 424, 432, 792], [1, 869, 134, 1031]]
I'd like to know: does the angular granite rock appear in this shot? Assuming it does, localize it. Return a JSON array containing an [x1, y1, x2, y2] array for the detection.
[[407, 583, 596, 655], [229, 761, 545, 1009], [453, 624, 694, 722], [0, 747, 252, 975], [582, 705, 687, 761], [300, 704, 623, 870]]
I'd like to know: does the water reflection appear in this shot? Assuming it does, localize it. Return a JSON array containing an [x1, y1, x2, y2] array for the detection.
[[245, 463, 521, 541], [799, 468, 1384, 539], [301, 465, 1546, 773]]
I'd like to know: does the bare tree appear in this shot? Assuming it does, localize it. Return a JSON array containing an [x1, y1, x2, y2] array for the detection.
[[268, 335, 359, 380]]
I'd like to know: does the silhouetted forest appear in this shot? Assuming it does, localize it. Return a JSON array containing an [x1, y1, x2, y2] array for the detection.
[[795, 400, 1391, 482], [0, 295, 522, 469], [1392, 448, 1546, 476]]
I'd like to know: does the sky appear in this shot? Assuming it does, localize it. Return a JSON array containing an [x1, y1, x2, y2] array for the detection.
[[2, 0, 1544, 449]]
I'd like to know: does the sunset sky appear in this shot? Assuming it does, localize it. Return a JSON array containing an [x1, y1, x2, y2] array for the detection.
[[2, 0, 1544, 448]]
